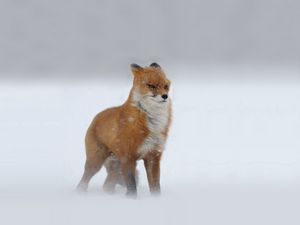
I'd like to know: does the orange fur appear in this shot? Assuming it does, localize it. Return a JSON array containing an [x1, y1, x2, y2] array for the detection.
[[77, 63, 172, 196]]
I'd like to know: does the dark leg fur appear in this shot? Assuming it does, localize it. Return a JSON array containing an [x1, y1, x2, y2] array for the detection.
[[144, 151, 162, 195], [103, 156, 124, 193], [103, 156, 139, 194], [121, 161, 137, 197]]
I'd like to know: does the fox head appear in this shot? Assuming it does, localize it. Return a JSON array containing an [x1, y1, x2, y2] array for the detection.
[[130, 63, 171, 107]]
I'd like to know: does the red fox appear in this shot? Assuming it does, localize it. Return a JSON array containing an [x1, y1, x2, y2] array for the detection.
[[77, 63, 172, 196]]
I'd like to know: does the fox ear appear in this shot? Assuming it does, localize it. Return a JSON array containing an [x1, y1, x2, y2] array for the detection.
[[131, 63, 143, 75], [149, 62, 161, 68]]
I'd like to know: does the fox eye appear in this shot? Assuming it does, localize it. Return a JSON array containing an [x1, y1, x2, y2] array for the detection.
[[147, 84, 156, 90], [164, 85, 169, 90]]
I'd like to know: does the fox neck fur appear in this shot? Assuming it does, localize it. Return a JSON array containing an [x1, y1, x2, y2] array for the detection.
[[128, 88, 171, 158]]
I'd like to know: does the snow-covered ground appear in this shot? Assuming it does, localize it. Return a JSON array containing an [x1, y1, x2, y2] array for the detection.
[[1, 72, 300, 224]]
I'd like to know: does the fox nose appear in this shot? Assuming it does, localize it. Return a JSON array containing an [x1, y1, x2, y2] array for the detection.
[[162, 94, 168, 100]]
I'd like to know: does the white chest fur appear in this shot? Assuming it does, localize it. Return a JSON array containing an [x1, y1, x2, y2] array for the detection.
[[132, 90, 170, 158]]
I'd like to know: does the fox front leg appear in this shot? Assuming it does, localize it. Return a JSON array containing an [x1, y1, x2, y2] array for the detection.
[[121, 160, 137, 197], [144, 151, 162, 195]]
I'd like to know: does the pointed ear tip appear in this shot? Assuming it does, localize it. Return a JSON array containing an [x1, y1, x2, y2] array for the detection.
[[130, 63, 142, 70], [150, 62, 161, 68]]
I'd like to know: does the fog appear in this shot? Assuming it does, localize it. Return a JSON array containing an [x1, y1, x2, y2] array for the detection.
[[1, 72, 300, 224], [1, 1, 300, 224]]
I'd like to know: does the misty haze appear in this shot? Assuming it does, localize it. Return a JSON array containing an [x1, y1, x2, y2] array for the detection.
[[0, 1, 300, 225]]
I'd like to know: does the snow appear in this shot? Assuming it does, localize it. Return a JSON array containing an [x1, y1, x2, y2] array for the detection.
[[1, 71, 300, 224]]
